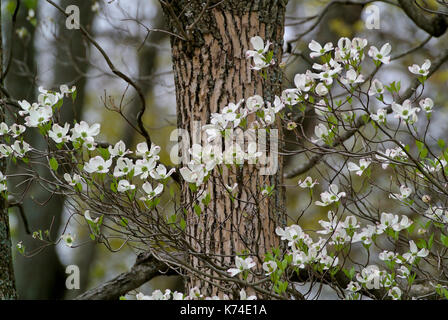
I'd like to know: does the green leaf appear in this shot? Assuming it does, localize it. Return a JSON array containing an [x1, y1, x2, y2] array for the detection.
[[23, 0, 38, 9], [420, 148, 428, 160], [49, 157, 59, 171], [194, 204, 201, 217], [428, 233, 434, 249], [189, 183, 198, 193], [416, 238, 427, 249], [201, 193, 211, 206], [97, 147, 110, 160], [179, 218, 186, 231], [72, 90, 77, 103], [416, 140, 424, 151], [120, 217, 128, 227], [441, 234, 448, 248]]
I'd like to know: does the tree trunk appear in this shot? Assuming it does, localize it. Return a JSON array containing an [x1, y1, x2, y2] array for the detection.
[[161, 0, 287, 297], [0, 1, 18, 300]]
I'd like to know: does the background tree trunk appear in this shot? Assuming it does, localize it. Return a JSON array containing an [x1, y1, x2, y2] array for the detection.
[[7, 0, 95, 299], [161, 0, 287, 297], [0, 0, 18, 300]]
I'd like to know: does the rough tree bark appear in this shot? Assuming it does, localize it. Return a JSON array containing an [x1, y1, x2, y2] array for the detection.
[[161, 0, 288, 297]]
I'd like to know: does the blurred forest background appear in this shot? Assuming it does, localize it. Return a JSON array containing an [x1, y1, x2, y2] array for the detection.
[[2, 0, 447, 299]]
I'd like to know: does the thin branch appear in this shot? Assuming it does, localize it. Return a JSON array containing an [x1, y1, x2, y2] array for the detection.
[[45, 0, 153, 147]]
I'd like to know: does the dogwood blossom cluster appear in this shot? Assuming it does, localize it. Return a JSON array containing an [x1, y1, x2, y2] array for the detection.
[[179, 47, 285, 188], [270, 208, 430, 300], [0, 85, 178, 250], [135, 287, 256, 300]]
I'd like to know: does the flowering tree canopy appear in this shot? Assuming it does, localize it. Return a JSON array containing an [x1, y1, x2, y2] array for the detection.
[[1, 0, 448, 302]]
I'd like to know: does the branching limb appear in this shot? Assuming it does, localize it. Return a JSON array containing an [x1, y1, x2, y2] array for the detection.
[[398, 0, 448, 37], [75, 252, 174, 300]]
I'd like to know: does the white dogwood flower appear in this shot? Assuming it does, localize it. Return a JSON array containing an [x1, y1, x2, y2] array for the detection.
[[113, 157, 134, 178], [408, 59, 431, 77], [245, 142, 262, 164], [391, 100, 420, 121], [356, 265, 381, 289], [389, 185, 412, 201], [294, 73, 313, 92], [246, 36, 273, 70], [61, 233, 75, 247], [317, 211, 340, 235], [0, 172, 7, 192], [0, 122, 9, 135], [388, 287, 402, 300], [117, 179, 135, 192], [246, 95, 264, 113], [140, 182, 163, 201], [298, 176, 318, 188], [71, 121, 100, 140], [136, 142, 161, 160], [419, 97, 433, 113], [347, 158, 371, 176], [352, 225, 377, 245], [9, 124, 26, 138], [225, 183, 238, 193], [150, 164, 176, 180], [315, 184, 346, 206], [84, 156, 112, 174], [315, 82, 328, 96], [0, 144, 13, 158], [308, 40, 333, 58], [346, 281, 361, 293], [368, 43, 391, 64], [49, 123, 70, 143], [262, 261, 277, 276], [377, 212, 412, 233], [84, 210, 99, 224], [109, 140, 131, 157], [340, 68, 364, 85], [403, 240, 429, 264], [24, 106, 53, 127], [246, 36, 271, 58], [180, 163, 207, 187], [59, 84, 76, 96], [134, 158, 157, 179], [368, 79, 384, 96], [64, 173, 82, 186], [312, 123, 329, 143], [396, 266, 410, 279], [275, 225, 305, 247], [227, 256, 256, 277], [239, 289, 256, 300], [12, 141, 31, 157], [312, 60, 342, 85], [370, 108, 387, 123]]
